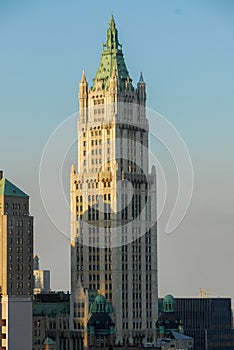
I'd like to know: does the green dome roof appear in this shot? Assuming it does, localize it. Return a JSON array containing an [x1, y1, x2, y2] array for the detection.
[[164, 295, 174, 303], [163, 295, 175, 313], [95, 294, 106, 304], [92, 294, 107, 313]]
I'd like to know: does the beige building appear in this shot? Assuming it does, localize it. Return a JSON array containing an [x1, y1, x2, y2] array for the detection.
[[0, 170, 33, 350], [70, 16, 158, 346]]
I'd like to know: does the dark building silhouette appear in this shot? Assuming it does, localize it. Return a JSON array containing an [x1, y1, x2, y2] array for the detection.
[[156, 295, 193, 349], [159, 297, 234, 350], [87, 294, 115, 349]]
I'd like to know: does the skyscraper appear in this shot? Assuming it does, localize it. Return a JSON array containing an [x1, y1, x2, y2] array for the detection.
[[70, 17, 158, 345], [0, 171, 33, 350]]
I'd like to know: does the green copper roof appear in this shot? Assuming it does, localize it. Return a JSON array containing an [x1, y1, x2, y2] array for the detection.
[[92, 15, 132, 91], [33, 301, 70, 317], [0, 178, 28, 197], [91, 294, 107, 313], [43, 337, 56, 345], [163, 294, 175, 313]]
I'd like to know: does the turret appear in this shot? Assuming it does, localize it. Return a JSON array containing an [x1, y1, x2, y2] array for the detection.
[[79, 70, 88, 120], [70, 164, 76, 176], [106, 15, 120, 52], [137, 72, 146, 106]]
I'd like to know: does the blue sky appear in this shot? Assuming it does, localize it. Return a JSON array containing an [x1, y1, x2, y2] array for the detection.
[[1, 1, 234, 298]]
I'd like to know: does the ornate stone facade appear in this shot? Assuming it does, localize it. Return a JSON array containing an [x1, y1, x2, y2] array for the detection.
[[70, 16, 158, 345]]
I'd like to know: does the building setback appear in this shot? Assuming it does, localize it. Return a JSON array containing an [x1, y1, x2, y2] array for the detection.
[[0, 171, 33, 350], [70, 16, 158, 345]]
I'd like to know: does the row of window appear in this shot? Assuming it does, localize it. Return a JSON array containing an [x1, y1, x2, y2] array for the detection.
[[83, 144, 111, 156], [9, 273, 31, 280], [73, 322, 84, 330], [123, 322, 153, 330], [77, 264, 111, 271], [89, 283, 100, 290], [119, 129, 144, 138], [77, 194, 111, 206], [9, 264, 31, 271], [121, 263, 152, 271], [9, 290, 31, 295], [9, 228, 32, 236], [84, 149, 102, 156], [9, 255, 32, 262], [8, 219, 31, 227], [9, 246, 28, 253], [74, 311, 84, 318], [5, 203, 27, 210], [74, 302, 85, 308], [93, 98, 105, 105], [8, 238, 32, 246], [48, 320, 69, 330], [75, 181, 111, 190], [9, 282, 31, 289], [93, 107, 104, 115]]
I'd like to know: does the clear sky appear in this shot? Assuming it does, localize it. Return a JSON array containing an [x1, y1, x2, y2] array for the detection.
[[1, 1, 234, 299]]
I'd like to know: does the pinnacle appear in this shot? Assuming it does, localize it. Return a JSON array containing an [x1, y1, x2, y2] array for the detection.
[[109, 14, 116, 28], [81, 70, 87, 83], [139, 72, 144, 83]]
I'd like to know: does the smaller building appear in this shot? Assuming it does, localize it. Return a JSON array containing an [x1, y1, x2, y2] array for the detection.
[[0, 171, 33, 350], [87, 294, 115, 350], [174, 297, 234, 349], [33, 291, 70, 350], [156, 295, 193, 350], [33, 255, 51, 294]]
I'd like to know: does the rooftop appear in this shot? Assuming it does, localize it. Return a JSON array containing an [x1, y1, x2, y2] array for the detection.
[[0, 178, 28, 197], [92, 15, 131, 91]]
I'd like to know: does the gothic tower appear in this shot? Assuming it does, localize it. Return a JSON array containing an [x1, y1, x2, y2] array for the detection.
[[70, 16, 158, 345]]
